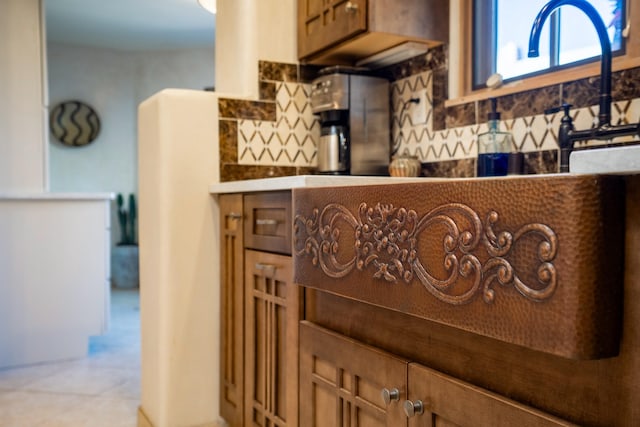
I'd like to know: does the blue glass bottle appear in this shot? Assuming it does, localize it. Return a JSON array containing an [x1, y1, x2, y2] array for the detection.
[[477, 99, 513, 177]]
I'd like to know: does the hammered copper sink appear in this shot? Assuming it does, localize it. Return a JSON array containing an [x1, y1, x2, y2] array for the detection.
[[293, 174, 626, 359]]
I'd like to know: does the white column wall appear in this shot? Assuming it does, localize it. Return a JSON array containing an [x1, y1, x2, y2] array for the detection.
[[138, 89, 220, 427], [137, 2, 297, 425], [0, 0, 47, 192], [215, 0, 297, 97]]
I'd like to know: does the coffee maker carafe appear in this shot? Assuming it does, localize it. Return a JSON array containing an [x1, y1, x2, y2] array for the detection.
[[311, 67, 390, 175], [318, 110, 350, 174]]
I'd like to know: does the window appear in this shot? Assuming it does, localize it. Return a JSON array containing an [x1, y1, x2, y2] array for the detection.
[[472, 0, 626, 89]]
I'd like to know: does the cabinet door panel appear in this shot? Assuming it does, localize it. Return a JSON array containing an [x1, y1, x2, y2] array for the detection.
[[245, 250, 298, 427], [407, 364, 576, 427], [300, 321, 408, 427], [220, 194, 244, 426], [298, 0, 367, 58]]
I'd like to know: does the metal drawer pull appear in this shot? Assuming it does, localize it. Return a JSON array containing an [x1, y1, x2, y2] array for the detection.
[[403, 400, 424, 418], [381, 388, 400, 405], [226, 212, 242, 220], [255, 263, 278, 272], [345, 1, 359, 12], [255, 218, 279, 226]]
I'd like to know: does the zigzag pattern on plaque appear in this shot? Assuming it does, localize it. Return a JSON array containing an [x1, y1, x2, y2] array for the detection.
[[238, 82, 319, 166]]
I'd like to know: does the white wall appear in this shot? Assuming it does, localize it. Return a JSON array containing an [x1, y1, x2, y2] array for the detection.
[[47, 43, 215, 197], [0, 0, 48, 192]]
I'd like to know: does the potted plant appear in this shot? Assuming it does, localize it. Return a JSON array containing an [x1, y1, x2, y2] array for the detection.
[[111, 193, 139, 288]]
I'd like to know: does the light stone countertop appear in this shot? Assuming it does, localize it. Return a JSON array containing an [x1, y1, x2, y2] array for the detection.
[[208, 175, 431, 194], [208, 161, 640, 195], [570, 145, 640, 174]]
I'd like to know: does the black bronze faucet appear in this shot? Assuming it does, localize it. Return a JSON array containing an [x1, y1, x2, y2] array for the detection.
[[528, 0, 640, 172]]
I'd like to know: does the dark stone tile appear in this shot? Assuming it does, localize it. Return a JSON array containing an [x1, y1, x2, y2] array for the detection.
[[432, 68, 448, 131], [446, 103, 476, 128], [296, 166, 317, 175], [427, 44, 448, 71], [562, 77, 599, 110], [421, 158, 475, 178], [375, 54, 429, 81], [259, 60, 298, 82], [523, 150, 558, 175], [374, 44, 448, 82], [478, 86, 561, 121], [220, 164, 299, 182], [218, 98, 276, 121], [219, 119, 238, 164], [259, 81, 277, 101], [557, 66, 640, 116], [611, 67, 640, 101], [451, 65, 640, 129], [299, 64, 324, 83]]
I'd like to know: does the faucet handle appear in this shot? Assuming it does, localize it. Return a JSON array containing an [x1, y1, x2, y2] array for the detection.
[[544, 103, 573, 116]]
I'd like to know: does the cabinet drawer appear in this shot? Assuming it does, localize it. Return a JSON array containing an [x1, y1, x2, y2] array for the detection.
[[244, 191, 292, 254]]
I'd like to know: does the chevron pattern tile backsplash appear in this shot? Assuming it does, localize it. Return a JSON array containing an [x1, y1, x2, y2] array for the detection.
[[237, 82, 319, 167], [219, 58, 640, 181], [391, 71, 640, 164]]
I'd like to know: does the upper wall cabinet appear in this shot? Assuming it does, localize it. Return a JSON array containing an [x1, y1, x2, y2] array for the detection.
[[298, 0, 449, 65]]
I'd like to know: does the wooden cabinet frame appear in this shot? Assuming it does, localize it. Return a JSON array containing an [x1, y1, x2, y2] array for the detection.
[[219, 194, 245, 426], [219, 191, 299, 427], [245, 250, 299, 427]]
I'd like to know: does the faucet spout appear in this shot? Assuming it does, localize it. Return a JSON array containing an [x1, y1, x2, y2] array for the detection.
[[528, 0, 612, 127]]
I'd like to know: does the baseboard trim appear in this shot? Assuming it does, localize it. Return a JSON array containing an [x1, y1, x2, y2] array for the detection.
[[137, 406, 153, 427], [137, 406, 226, 427]]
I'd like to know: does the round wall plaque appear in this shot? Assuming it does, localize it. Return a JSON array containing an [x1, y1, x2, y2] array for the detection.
[[50, 100, 101, 147]]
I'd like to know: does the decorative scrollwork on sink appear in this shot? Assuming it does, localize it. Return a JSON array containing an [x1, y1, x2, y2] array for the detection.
[[294, 202, 558, 305]]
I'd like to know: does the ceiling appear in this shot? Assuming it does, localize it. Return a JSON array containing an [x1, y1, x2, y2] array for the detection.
[[45, 0, 216, 51]]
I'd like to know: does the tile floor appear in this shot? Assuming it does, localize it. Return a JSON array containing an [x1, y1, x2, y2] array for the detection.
[[0, 288, 140, 427]]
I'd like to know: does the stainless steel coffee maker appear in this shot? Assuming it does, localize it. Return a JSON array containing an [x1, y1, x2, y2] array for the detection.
[[310, 67, 390, 175]]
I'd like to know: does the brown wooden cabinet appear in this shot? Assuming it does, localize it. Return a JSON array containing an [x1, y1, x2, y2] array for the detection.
[[299, 321, 574, 427], [219, 176, 640, 427], [299, 321, 407, 427], [219, 192, 299, 427], [298, 0, 449, 64]]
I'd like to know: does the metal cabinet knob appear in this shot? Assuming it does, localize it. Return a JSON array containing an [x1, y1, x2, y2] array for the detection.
[[403, 400, 424, 418], [345, 1, 359, 13], [226, 212, 242, 220], [381, 388, 400, 405]]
